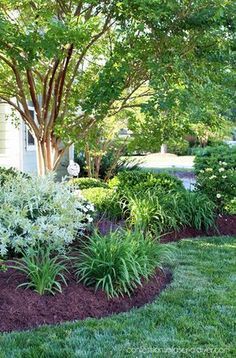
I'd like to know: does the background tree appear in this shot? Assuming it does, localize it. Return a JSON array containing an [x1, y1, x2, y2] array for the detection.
[[0, 0, 235, 174]]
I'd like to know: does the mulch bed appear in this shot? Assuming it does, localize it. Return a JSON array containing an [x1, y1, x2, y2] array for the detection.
[[1, 214, 235, 334], [0, 267, 171, 333], [161, 215, 236, 243], [96, 215, 236, 242]]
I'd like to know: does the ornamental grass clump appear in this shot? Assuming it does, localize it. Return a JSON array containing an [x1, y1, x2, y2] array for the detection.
[[0, 174, 94, 256], [127, 190, 216, 234], [10, 246, 68, 295], [75, 230, 174, 298]]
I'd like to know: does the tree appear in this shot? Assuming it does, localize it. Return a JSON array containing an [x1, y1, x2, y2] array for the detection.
[[0, 0, 234, 174]]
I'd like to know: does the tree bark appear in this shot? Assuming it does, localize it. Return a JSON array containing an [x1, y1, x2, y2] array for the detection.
[[85, 144, 93, 178], [36, 134, 64, 175], [94, 155, 102, 179]]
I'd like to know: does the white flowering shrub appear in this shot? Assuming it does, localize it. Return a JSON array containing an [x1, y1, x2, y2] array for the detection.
[[195, 162, 236, 211], [194, 145, 236, 212], [0, 175, 94, 256]]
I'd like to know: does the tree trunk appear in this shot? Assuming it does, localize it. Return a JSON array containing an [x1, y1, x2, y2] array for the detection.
[[36, 134, 64, 175], [85, 144, 92, 178], [94, 155, 102, 179], [160, 143, 168, 154]]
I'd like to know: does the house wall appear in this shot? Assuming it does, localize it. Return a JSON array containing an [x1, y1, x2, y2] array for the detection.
[[21, 121, 37, 174], [0, 102, 21, 170], [0, 102, 73, 178]]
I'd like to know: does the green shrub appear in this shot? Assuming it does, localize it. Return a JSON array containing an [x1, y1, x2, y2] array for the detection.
[[127, 190, 216, 234], [0, 166, 26, 186], [81, 187, 122, 220], [0, 174, 93, 256], [68, 177, 108, 190], [194, 145, 236, 210], [75, 230, 174, 298], [224, 198, 236, 214], [194, 145, 236, 174], [10, 246, 68, 295], [167, 139, 190, 156], [109, 170, 184, 194]]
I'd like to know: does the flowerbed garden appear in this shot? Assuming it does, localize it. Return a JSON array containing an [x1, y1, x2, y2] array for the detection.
[[0, 144, 235, 333]]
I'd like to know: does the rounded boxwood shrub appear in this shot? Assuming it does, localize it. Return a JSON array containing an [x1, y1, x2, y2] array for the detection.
[[109, 170, 184, 194], [81, 187, 122, 220], [0, 174, 93, 256], [68, 177, 108, 190]]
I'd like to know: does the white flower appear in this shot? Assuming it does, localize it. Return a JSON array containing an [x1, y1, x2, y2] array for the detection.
[[222, 162, 227, 166], [216, 193, 222, 199], [209, 175, 217, 180], [222, 175, 227, 179], [219, 168, 225, 172], [87, 203, 95, 211], [200, 170, 204, 173], [205, 168, 213, 172]]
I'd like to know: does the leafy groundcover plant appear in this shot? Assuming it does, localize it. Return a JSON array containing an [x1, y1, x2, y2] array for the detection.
[[0, 174, 94, 256], [75, 230, 174, 298], [10, 246, 68, 295]]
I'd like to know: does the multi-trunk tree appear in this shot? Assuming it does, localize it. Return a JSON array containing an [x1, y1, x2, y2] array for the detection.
[[0, 0, 234, 174]]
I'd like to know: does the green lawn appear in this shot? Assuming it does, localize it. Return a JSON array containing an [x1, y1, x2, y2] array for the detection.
[[0, 236, 235, 358]]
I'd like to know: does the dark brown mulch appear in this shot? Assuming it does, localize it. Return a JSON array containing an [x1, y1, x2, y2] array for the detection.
[[96, 215, 236, 243], [1, 214, 235, 333], [161, 215, 236, 243], [0, 267, 171, 333]]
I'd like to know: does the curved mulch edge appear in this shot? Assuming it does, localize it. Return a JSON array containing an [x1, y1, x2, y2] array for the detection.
[[161, 215, 236, 243], [96, 215, 236, 243], [1, 214, 235, 334], [0, 267, 172, 333]]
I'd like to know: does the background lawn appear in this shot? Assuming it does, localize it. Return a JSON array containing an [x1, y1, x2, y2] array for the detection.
[[0, 236, 235, 358]]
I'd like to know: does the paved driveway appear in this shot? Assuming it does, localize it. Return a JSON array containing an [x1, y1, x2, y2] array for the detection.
[[125, 153, 194, 169]]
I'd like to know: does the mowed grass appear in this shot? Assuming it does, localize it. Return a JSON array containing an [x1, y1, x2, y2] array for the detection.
[[0, 236, 235, 358]]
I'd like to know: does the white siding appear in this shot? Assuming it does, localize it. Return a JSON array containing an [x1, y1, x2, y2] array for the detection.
[[0, 103, 21, 169], [21, 122, 37, 174], [0, 102, 71, 177]]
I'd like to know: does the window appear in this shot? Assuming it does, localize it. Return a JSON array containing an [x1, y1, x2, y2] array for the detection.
[[25, 107, 36, 151]]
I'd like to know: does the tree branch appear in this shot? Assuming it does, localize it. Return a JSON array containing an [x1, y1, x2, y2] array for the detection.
[[26, 69, 42, 124], [0, 95, 40, 136]]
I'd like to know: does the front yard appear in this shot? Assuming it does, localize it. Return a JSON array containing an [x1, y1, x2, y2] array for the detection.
[[1, 236, 235, 357]]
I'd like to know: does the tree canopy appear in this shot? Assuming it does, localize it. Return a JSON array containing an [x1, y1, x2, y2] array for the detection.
[[0, 0, 235, 173]]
